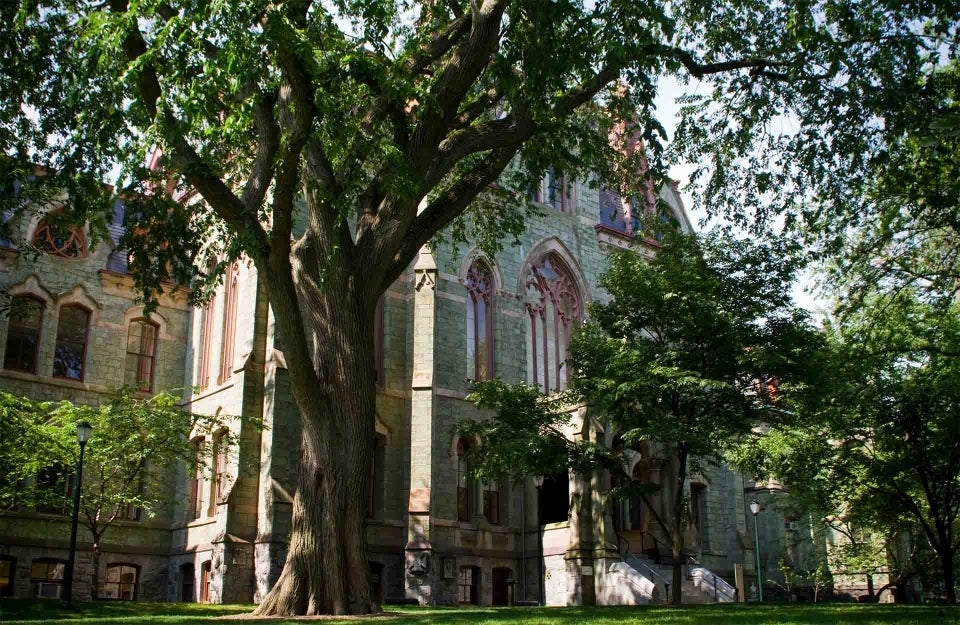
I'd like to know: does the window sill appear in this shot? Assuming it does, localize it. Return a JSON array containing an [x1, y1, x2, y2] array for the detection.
[[0, 369, 111, 394]]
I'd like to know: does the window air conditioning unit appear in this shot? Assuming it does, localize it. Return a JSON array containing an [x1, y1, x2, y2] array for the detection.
[[36, 582, 62, 599]]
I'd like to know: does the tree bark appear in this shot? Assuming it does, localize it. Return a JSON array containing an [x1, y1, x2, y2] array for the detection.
[[941, 547, 956, 604], [253, 262, 378, 616], [90, 539, 101, 600], [669, 443, 689, 606]]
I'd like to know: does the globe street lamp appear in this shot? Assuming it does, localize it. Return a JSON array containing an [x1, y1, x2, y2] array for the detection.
[[63, 421, 92, 607], [533, 475, 545, 606], [749, 499, 763, 602]]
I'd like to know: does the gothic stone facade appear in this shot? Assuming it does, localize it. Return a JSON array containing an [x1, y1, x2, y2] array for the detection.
[[0, 179, 781, 606]]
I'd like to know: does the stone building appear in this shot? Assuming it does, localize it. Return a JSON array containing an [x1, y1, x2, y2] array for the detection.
[[0, 172, 774, 606]]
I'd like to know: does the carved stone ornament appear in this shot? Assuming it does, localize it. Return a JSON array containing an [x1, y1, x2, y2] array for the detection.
[[407, 550, 431, 576]]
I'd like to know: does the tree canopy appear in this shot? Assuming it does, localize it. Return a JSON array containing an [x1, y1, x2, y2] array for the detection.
[[735, 291, 960, 602], [2, 0, 958, 614]]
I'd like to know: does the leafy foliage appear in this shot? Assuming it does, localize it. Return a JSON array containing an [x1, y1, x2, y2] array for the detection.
[[0, 389, 230, 531], [735, 291, 960, 601]]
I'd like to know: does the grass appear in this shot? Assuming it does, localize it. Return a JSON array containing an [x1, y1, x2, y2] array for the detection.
[[1, 601, 959, 625]]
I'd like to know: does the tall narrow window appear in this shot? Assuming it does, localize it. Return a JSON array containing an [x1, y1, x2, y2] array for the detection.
[[483, 480, 501, 525], [691, 482, 708, 549], [374, 297, 385, 385], [546, 168, 573, 213], [456, 438, 474, 522], [523, 253, 582, 394], [197, 294, 216, 388], [125, 319, 158, 392], [211, 429, 228, 511], [188, 437, 204, 521], [218, 263, 239, 384], [53, 305, 89, 381], [103, 563, 139, 600], [4, 296, 43, 373], [465, 261, 494, 380], [598, 187, 628, 234], [367, 433, 386, 519]]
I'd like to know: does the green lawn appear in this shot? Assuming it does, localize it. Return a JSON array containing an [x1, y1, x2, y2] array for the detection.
[[1, 601, 958, 625]]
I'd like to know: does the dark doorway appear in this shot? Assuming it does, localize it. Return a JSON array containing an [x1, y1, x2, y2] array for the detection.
[[369, 561, 384, 604], [540, 471, 570, 525], [179, 563, 195, 602], [492, 567, 511, 606]]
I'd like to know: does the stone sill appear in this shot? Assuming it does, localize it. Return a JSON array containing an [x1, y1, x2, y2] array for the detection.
[[0, 368, 112, 394]]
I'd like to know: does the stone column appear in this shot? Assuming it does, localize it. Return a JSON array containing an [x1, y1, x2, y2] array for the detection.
[[405, 246, 438, 604]]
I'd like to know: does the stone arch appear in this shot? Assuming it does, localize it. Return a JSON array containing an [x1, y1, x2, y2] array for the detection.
[[55, 284, 101, 324], [7, 275, 54, 309], [122, 305, 172, 339], [515, 237, 590, 306], [458, 248, 503, 293]]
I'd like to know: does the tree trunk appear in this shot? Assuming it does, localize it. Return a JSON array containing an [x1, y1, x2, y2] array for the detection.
[[866, 573, 875, 600], [90, 538, 101, 600], [942, 547, 956, 604], [669, 443, 689, 606], [254, 267, 378, 616]]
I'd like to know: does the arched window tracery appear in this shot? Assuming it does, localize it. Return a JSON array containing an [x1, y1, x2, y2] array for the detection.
[[465, 260, 494, 380], [523, 253, 581, 394], [32, 218, 87, 258]]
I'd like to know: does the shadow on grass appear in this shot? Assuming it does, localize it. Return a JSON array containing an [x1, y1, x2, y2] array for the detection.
[[1, 601, 959, 625]]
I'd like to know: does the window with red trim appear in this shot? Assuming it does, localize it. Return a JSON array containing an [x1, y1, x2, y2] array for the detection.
[[53, 305, 89, 381], [197, 296, 216, 388], [4, 295, 43, 374], [125, 319, 158, 392], [187, 436, 204, 521], [218, 263, 239, 384], [523, 253, 582, 394], [211, 429, 228, 510], [465, 261, 494, 380]]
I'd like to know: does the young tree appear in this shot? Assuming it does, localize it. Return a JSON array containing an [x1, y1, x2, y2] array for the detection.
[[738, 292, 960, 603], [466, 230, 821, 604], [2, 0, 955, 615], [0, 390, 229, 598]]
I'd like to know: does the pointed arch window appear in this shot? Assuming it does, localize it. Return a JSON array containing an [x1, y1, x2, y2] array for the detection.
[[33, 218, 87, 258], [218, 263, 239, 384], [465, 261, 494, 380], [53, 305, 89, 381], [125, 319, 158, 392], [523, 253, 582, 394], [4, 295, 44, 374]]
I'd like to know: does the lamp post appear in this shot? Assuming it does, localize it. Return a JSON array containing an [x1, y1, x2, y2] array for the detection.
[[749, 499, 763, 602], [63, 421, 92, 608], [533, 475, 545, 606]]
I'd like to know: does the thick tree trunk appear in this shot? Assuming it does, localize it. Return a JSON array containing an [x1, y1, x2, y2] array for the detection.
[[942, 547, 956, 604], [254, 268, 378, 616]]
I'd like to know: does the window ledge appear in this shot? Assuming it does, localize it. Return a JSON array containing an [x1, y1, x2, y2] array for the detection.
[[0, 368, 111, 394]]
